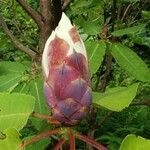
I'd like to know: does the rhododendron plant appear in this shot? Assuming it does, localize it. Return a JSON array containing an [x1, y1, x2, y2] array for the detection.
[[42, 12, 92, 125], [22, 13, 107, 150]]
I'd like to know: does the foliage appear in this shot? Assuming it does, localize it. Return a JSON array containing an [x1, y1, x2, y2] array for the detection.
[[0, 0, 150, 150]]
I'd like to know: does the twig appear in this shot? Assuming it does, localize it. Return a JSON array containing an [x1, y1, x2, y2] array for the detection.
[[32, 112, 61, 125], [130, 100, 150, 107], [76, 133, 108, 150], [20, 129, 60, 149], [0, 14, 37, 59], [96, 111, 113, 130], [99, 53, 112, 92], [121, 4, 131, 21], [16, 0, 42, 27], [68, 129, 75, 150], [62, 0, 71, 11], [53, 138, 66, 150]]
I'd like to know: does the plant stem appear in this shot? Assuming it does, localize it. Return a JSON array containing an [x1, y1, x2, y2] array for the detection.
[[53, 138, 66, 150], [68, 129, 75, 150], [20, 129, 60, 149], [75, 133, 108, 150], [31, 112, 61, 125]]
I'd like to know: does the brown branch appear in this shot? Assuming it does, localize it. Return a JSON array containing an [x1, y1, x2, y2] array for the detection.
[[0, 14, 37, 59], [97, 111, 113, 129], [62, 0, 71, 11], [20, 129, 60, 148], [68, 129, 75, 150], [99, 54, 112, 92], [121, 4, 131, 21], [16, 0, 42, 27], [76, 133, 108, 150], [53, 138, 66, 150], [31, 112, 61, 125], [130, 100, 150, 107]]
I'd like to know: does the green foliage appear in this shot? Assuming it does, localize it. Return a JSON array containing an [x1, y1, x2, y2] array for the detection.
[[86, 40, 106, 75], [111, 43, 150, 82], [0, 93, 35, 131], [93, 83, 138, 111], [0, 0, 150, 149], [119, 134, 150, 150], [0, 128, 22, 150], [111, 24, 146, 37]]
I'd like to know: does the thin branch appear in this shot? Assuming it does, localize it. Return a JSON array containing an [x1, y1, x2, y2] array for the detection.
[[68, 129, 75, 150], [99, 53, 112, 92], [96, 111, 113, 128], [130, 100, 150, 107], [53, 138, 66, 150], [20, 129, 60, 149], [32, 112, 61, 125], [121, 4, 131, 21], [0, 14, 37, 59], [76, 133, 108, 150], [62, 0, 71, 11], [16, 0, 42, 27]]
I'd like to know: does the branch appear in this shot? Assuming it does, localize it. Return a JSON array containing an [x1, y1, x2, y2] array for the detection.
[[21, 129, 60, 148], [53, 138, 65, 150], [76, 133, 108, 150], [130, 100, 150, 107], [97, 111, 113, 128], [0, 14, 37, 59], [68, 129, 75, 150], [62, 0, 71, 11], [121, 4, 131, 21], [32, 112, 61, 125], [16, 0, 42, 27]]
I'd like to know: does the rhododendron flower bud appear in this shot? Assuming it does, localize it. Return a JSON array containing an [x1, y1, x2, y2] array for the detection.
[[42, 13, 92, 125]]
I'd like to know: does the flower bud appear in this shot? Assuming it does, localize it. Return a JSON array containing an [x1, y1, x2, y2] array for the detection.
[[42, 13, 92, 125]]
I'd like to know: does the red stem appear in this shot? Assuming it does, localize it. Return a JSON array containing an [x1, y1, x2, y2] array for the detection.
[[53, 138, 65, 150], [76, 133, 107, 150], [68, 129, 75, 150], [20, 129, 60, 148], [32, 112, 61, 125]]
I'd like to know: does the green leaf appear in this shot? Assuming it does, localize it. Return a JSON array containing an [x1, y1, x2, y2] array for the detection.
[[86, 40, 106, 75], [111, 24, 145, 37], [93, 83, 138, 111], [0, 61, 28, 92], [0, 61, 27, 75], [0, 93, 35, 131], [25, 136, 49, 150], [119, 134, 150, 150], [111, 43, 150, 82], [0, 74, 22, 92], [83, 21, 100, 35], [13, 78, 49, 130], [0, 128, 22, 150]]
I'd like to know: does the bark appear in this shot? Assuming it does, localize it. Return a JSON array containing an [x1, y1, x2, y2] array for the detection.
[[0, 14, 37, 59], [38, 0, 62, 53], [1, 0, 62, 60], [16, 0, 42, 28]]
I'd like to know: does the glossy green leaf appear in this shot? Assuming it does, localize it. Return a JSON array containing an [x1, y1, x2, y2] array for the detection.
[[0, 61, 28, 92], [25, 136, 50, 150], [13, 78, 49, 130], [0, 128, 22, 150], [93, 83, 138, 111], [86, 40, 106, 75], [0, 61, 27, 75], [83, 21, 100, 35], [119, 134, 150, 150], [111, 43, 150, 82], [0, 74, 22, 92], [0, 93, 35, 131], [111, 24, 145, 37]]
